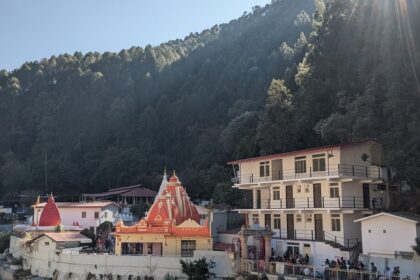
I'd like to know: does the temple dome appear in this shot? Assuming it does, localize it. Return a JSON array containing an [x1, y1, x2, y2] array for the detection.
[[38, 195, 61, 227], [146, 173, 200, 225]]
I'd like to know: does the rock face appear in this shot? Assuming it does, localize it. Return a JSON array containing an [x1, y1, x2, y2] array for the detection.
[[38, 196, 61, 227]]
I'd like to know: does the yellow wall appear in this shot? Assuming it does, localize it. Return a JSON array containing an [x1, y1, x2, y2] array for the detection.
[[115, 233, 212, 256]]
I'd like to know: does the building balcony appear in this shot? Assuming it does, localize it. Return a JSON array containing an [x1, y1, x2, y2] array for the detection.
[[271, 229, 359, 250], [232, 164, 385, 185], [242, 196, 383, 210]]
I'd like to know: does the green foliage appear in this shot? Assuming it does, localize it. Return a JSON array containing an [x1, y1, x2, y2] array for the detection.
[[257, 0, 420, 192], [212, 183, 242, 207], [163, 273, 178, 280], [180, 257, 215, 280], [97, 221, 113, 233], [130, 203, 149, 219], [0, 0, 314, 200]]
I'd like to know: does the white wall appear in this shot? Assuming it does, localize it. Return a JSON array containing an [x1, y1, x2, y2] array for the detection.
[[359, 215, 418, 256], [35, 205, 119, 229], [23, 246, 234, 280]]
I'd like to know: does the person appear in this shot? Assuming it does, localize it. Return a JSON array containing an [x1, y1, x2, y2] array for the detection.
[[303, 266, 312, 276], [304, 253, 310, 264], [371, 263, 378, 280], [379, 267, 391, 280]]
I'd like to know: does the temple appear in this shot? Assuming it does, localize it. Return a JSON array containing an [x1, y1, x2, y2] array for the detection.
[[114, 172, 212, 256]]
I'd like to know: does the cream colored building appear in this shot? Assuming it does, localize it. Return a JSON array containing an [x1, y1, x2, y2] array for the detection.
[[228, 140, 388, 266]]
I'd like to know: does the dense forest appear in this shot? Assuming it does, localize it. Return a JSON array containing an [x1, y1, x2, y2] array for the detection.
[[0, 0, 419, 209]]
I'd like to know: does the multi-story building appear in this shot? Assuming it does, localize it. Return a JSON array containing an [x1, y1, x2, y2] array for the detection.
[[228, 140, 387, 266]]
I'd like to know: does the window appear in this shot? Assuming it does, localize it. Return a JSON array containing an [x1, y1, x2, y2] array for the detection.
[[287, 244, 299, 256], [181, 240, 196, 257], [82, 211, 86, 218], [273, 214, 281, 229], [260, 161, 270, 177], [252, 214, 259, 225], [295, 156, 306, 174], [305, 185, 310, 193], [331, 214, 341, 231], [297, 185, 302, 193], [330, 187, 339, 198], [272, 187, 280, 200], [104, 212, 108, 218], [45, 241, 50, 246], [296, 214, 302, 223], [94, 212, 99, 219], [306, 214, 313, 222], [330, 183, 339, 198], [312, 154, 326, 172]]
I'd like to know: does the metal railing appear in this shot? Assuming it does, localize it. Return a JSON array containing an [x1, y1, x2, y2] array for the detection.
[[250, 196, 382, 209], [271, 229, 359, 249], [232, 164, 385, 184], [243, 261, 417, 280]]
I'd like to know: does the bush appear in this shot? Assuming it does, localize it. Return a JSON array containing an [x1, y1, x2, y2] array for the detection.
[[180, 257, 215, 280]]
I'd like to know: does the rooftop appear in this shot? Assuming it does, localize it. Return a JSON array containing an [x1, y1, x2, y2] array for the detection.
[[34, 200, 120, 209], [354, 212, 420, 224], [227, 139, 379, 164], [42, 232, 92, 243], [82, 185, 157, 198]]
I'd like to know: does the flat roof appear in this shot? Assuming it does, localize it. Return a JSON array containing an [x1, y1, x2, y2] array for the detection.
[[354, 212, 420, 224], [227, 139, 379, 164], [28, 232, 92, 244], [34, 200, 120, 209], [82, 185, 157, 198]]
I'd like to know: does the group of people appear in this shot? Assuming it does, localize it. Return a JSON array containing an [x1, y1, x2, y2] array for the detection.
[[269, 248, 310, 265], [323, 259, 402, 280]]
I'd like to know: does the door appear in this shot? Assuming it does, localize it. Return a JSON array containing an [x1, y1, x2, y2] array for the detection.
[[286, 185, 294, 208], [314, 214, 323, 241], [287, 214, 295, 239], [363, 184, 370, 208], [313, 184, 322, 208], [265, 214, 271, 228], [256, 190, 261, 209], [303, 244, 311, 258]]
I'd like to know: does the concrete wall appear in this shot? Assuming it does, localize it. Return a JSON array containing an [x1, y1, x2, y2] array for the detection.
[[22, 243, 234, 280], [271, 238, 350, 267], [35, 205, 120, 229], [359, 215, 418, 256], [115, 233, 212, 256]]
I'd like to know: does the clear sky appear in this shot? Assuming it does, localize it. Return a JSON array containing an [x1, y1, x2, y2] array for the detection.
[[0, 0, 271, 71]]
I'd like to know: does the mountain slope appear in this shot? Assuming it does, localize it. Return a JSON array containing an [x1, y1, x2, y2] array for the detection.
[[258, 0, 420, 204], [0, 0, 315, 199]]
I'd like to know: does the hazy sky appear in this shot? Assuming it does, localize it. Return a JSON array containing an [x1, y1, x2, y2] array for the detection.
[[0, 0, 271, 71]]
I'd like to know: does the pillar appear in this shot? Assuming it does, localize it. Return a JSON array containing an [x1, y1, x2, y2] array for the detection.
[[264, 234, 272, 273], [239, 235, 249, 272], [253, 189, 257, 209]]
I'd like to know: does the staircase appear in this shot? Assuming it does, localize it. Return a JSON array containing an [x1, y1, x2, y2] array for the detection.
[[323, 231, 360, 252]]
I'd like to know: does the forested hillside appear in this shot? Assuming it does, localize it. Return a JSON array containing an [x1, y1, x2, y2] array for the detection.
[[1, 0, 419, 209], [256, 0, 420, 210], [0, 0, 314, 200]]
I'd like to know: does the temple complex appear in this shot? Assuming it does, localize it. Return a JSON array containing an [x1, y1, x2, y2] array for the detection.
[[114, 173, 212, 256]]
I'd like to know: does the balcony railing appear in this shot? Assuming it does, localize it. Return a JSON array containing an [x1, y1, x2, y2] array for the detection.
[[250, 196, 383, 209], [272, 229, 359, 249], [232, 164, 385, 184]]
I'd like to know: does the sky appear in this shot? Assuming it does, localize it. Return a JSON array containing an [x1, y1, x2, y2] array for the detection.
[[0, 0, 271, 71]]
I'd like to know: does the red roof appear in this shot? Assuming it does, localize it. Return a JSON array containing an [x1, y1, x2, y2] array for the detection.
[[115, 174, 210, 237], [227, 139, 378, 164], [38, 196, 61, 227]]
